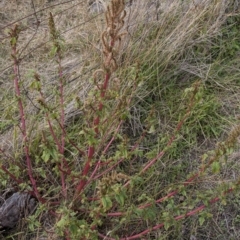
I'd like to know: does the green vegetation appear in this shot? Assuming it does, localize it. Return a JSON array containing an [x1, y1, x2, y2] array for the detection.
[[0, 0, 240, 239]]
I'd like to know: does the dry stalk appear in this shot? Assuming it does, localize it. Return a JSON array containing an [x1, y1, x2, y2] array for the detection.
[[74, 0, 127, 198]]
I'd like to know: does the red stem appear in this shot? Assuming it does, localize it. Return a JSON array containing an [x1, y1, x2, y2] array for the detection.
[[88, 88, 138, 182], [102, 120, 123, 155], [91, 131, 147, 182], [141, 100, 194, 174], [40, 98, 85, 156], [75, 73, 111, 196], [0, 165, 23, 184], [0, 148, 23, 184], [39, 88, 69, 196], [105, 87, 201, 215], [100, 187, 235, 240], [11, 32, 40, 200]]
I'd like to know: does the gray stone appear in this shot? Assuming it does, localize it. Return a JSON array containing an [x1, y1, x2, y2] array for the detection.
[[0, 192, 37, 229]]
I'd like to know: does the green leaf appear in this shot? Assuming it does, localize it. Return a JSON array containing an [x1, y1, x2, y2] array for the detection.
[[202, 153, 208, 162], [50, 45, 58, 57], [56, 216, 69, 228], [221, 198, 227, 206], [41, 150, 51, 162], [122, 149, 128, 158], [199, 216, 205, 226], [143, 207, 156, 220], [30, 80, 41, 90], [133, 208, 143, 217], [10, 37, 17, 45], [164, 221, 171, 231], [148, 125, 155, 134], [211, 161, 220, 174], [101, 196, 112, 210], [50, 148, 58, 160], [115, 193, 125, 206]]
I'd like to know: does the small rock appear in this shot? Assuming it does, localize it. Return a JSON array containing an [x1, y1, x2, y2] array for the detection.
[[0, 192, 37, 230]]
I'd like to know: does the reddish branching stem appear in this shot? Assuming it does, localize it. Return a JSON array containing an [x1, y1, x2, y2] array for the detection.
[[141, 81, 200, 174], [0, 164, 23, 185], [48, 12, 68, 198], [9, 25, 40, 200], [74, 0, 126, 198], [0, 148, 23, 184], [100, 186, 237, 240]]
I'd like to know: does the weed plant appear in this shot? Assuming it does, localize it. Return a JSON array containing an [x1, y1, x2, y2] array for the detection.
[[0, 0, 240, 239]]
